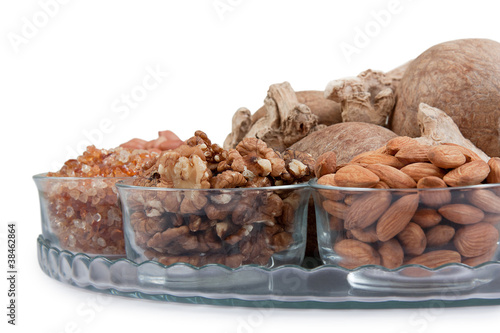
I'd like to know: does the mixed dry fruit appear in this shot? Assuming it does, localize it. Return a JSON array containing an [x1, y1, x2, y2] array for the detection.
[[122, 131, 315, 267], [314, 137, 500, 269], [42, 131, 182, 255]]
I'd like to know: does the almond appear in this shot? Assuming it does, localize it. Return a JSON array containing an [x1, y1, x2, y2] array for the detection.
[[411, 208, 442, 228], [378, 239, 404, 269], [397, 222, 426, 256], [334, 165, 379, 188], [406, 250, 461, 268], [315, 152, 337, 178], [350, 153, 404, 169], [487, 157, 500, 183], [322, 200, 348, 219], [482, 213, 500, 225], [400, 162, 446, 182], [395, 143, 431, 164], [373, 181, 390, 189], [384, 136, 418, 155], [427, 145, 467, 169], [365, 164, 417, 188], [349, 225, 378, 243], [438, 204, 484, 225], [442, 143, 482, 162], [328, 215, 344, 231], [466, 189, 500, 214], [453, 222, 499, 257], [417, 176, 451, 207], [425, 225, 455, 248], [317, 174, 346, 201], [462, 244, 498, 267], [344, 191, 392, 230], [443, 160, 490, 187], [376, 194, 419, 242], [334, 239, 380, 268]]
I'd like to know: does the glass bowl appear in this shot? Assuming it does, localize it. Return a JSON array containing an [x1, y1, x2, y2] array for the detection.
[[116, 179, 310, 268], [33, 173, 128, 257], [311, 179, 500, 271]]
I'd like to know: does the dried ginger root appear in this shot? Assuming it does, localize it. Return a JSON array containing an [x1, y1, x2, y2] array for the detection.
[[224, 83, 334, 151], [324, 62, 410, 127]]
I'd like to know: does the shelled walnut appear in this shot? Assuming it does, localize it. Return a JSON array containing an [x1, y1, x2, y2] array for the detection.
[[123, 131, 313, 268]]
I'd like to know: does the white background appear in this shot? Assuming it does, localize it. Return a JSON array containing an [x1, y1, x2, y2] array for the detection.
[[1, 0, 500, 332]]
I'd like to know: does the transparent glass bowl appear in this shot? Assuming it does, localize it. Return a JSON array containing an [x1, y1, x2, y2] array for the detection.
[[116, 179, 310, 268], [311, 180, 500, 270], [33, 173, 128, 256]]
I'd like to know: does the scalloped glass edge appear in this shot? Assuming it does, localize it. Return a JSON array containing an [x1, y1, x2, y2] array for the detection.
[[37, 235, 500, 309]]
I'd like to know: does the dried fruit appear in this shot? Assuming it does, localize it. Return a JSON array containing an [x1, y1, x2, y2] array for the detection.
[[417, 176, 451, 207], [411, 208, 442, 228], [378, 239, 404, 269], [349, 226, 378, 243], [443, 160, 490, 187], [376, 194, 419, 242], [314, 151, 337, 178], [406, 250, 461, 268], [344, 191, 392, 230], [438, 204, 484, 225], [397, 222, 426, 256], [365, 164, 417, 188], [395, 144, 431, 164], [317, 174, 345, 201], [334, 239, 381, 269], [322, 200, 348, 220], [334, 164, 380, 188], [427, 145, 466, 169], [384, 136, 418, 155], [425, 225, 455, 248], [350, 152, 404, 169], [400, 163, 446, 182], [466, 189, 500, 214], [454, 223, 499, 257]]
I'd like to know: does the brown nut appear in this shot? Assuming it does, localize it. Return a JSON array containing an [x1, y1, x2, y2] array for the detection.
[[334, 239, 381, 269], [334, 165, 380, 188], [314, 151, 337, 178], [411, 208, 442, 228], [378, 239, 404, 269], [425, 225, 455, 248], [443, 160, 490, 187], [384, 136, 418, 155], [397, 222, 426, 256], [427, 145, 467, 169], [400, 162, 446, 182], [438, 204, 484, 225], [322, 200, 349, 220], [344, 191, 392, 230], [376, 194, 419, 242], [316, 174, 346, 201], [466, 189, 500, 214], [395, 144, 431, 164], [364, 164, 417, 188], [454, 222, 499, 258], [406, 250, 461, 268], [350, 152, 404, 169], [417, 176, 451, 207], [349, 225, 378, 243]]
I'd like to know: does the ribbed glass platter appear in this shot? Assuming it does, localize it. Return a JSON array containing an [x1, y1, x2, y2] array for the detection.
[[37, 235, 500, 309]]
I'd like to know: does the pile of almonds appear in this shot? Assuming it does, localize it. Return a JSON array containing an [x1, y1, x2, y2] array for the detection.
[[315, 137, 500, 269]]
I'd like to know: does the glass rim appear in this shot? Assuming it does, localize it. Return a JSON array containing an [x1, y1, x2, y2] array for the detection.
[[32, 172, 131, 181], [309, 178, 500, 192], [115, 177, 310, 192]]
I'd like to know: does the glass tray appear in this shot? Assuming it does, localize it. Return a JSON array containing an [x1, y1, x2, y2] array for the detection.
[[37, 235, 500, 309]]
